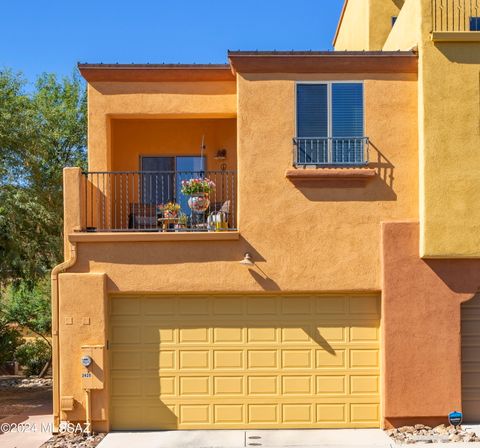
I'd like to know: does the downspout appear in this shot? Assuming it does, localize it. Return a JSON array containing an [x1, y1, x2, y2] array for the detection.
[[51, 241, 78, 432]]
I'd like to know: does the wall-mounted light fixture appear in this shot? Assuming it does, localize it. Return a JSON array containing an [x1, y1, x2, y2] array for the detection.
[[214, 148, 227, 160], [239, 252, 254, 267]]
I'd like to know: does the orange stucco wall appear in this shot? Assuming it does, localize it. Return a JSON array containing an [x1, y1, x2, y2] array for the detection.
[[110, 118, 236, 172], [59, 71, 421, 430], [381, 221, 480, 427], [71, 73, 419, 292], [87, 81, 237, 172]]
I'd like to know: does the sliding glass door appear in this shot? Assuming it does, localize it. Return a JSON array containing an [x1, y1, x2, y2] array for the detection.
[[140, 156, 205, 212]]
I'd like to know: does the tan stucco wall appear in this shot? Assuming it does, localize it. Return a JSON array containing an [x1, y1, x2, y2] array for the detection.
[[87, 81, 236, 172]]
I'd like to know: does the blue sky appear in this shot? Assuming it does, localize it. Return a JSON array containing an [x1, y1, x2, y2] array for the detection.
[[0, 0, 344, 84]]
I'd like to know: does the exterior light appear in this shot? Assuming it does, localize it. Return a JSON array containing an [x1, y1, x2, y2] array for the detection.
[[239, 252, 254, 266], [214, 149, 227, 160]]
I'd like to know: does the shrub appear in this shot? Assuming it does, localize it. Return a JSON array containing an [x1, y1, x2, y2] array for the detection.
[[15, 339, 51, 376], [0, 319, 23, 367]]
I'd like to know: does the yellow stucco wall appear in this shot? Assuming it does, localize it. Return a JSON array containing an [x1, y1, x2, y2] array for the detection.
[[87, 81, 236, 172], [334, 0, 369, 50], [368, 0, 404, 50], [419, 40, 480, 257], [384, 0, 480, 257], [382, 0, 417, 51], [338, 0, 480, 257], [334, 0, 403, 50]]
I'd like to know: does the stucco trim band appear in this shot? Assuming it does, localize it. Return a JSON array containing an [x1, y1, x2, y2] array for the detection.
[[431, 32, 480, 42], [285, 168, 376, 184], [229, 52, 418, 74], [78, 65, 235, 82], [68, 231, 240, 243]]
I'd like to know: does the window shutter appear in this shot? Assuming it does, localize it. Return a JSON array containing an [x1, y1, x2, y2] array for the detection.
[[332, 83, 364, 138], [296, 84, 328, 138]]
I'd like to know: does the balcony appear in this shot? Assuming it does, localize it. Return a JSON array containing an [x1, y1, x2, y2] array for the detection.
[[432, 0, 480, 40], [82, 170, 237, 233], [293, 137, 369, 167]]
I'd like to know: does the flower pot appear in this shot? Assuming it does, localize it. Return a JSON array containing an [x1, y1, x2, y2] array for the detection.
[[188, 193, 210, 213]]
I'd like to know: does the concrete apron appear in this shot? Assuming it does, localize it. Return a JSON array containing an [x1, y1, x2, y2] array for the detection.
[[98, 428, 480, 448], [98, 428, 392, 448]]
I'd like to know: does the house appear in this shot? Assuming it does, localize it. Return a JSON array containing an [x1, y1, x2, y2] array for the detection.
[[52, 0, 480, 432]]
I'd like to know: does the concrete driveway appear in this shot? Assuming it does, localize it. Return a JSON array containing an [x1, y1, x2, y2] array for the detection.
[[98, 428, 480, 448], [99, 428, 392, 448]]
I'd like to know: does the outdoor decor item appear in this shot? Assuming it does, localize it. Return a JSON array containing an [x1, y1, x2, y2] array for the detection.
[[181, 178, 216, 213], [158, 202, 181, 218]]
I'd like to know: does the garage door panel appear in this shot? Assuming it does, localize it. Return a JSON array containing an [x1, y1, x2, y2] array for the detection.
[[214, 376, 244, 395], [316, 349, 346, 368], [110, 295, 380, 429]]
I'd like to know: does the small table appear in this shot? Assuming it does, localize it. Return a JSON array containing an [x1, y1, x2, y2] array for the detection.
[[157, 216, 181, 232]]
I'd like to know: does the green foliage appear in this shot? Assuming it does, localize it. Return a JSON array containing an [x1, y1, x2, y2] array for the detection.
[[15, 339, 51, 377], [0, 68, 86, 286], [2, 278, 51, 341], [0, 318, 23, 366]]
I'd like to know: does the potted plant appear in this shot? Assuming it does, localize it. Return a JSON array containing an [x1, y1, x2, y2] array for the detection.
[[181, 177, 216, 213], [174, 213, 188, 232], [158, 202, 181, 218]]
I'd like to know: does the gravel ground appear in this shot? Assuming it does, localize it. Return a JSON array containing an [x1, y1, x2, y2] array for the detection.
[[386, 424, 480, 444], [40, 432, 106, 448], [0, 377, 53, 390]]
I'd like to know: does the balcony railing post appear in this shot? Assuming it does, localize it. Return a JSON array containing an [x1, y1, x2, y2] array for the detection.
[[293, 137, 368, 167], [432, 0, 480, 31]]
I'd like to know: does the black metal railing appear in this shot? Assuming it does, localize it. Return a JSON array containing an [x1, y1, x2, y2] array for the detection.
[[83, 170, 237, 232], [293, 137, 369, 167], [432, 0, 480, 31]]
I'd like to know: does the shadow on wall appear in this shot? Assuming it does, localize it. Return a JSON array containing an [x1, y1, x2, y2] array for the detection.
[[294, 141, 397, 202], [91, 82, 236, 97], [435, 43, 480, 65], [425, 259, 480, 295], [83, 236, 265, 266]]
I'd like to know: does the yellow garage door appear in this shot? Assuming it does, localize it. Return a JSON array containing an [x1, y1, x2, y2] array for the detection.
[[462, 295, 480, 421], [110, 295, 380, 430]]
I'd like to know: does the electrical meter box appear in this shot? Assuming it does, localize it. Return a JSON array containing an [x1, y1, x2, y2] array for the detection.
[[80, 345, 105, 390]]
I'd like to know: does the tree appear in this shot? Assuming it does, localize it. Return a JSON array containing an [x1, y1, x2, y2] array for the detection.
[[2, 278, 51, 347], [0, 69, 87, 286], [0, 69, 86, 375]]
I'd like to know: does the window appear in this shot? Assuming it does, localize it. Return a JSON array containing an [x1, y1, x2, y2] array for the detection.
[[296, 82, 365, 165], [140, 156, 205, 211], [470, 17, 480, 31]]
